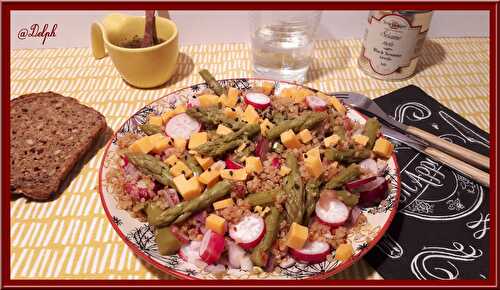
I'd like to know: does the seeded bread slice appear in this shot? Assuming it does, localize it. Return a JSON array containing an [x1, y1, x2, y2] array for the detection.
[[10, 92, 107, 200]]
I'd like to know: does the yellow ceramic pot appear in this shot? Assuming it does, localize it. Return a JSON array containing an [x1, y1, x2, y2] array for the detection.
[[91, 13, 179, 88]]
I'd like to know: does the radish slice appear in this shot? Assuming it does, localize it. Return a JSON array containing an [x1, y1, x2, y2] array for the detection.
[[244, 93, 271, 110], [290, 241, 330, 263], [179, 241, 202, 261], [229, 214, 265, 250], [199, 230, 225, 264], [376, 159, 388, 176], [315, 198, 350, 227], [225, 158, 244, 169], [165, 113, 201, 140], [360, 158, 378, 176], [345, 176, 377, 192], [357, 177, 389, 207], [305, 95, 328, 111]]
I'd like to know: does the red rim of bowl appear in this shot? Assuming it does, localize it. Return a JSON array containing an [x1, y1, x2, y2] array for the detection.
[[98, 78, 401, 280]]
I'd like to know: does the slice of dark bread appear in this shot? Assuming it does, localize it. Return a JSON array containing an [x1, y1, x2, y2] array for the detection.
[[10, 92, 107, 200]]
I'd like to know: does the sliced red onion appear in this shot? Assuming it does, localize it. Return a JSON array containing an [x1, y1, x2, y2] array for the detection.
[[255, 136, 270, 159], [271, 157, 281, 169]]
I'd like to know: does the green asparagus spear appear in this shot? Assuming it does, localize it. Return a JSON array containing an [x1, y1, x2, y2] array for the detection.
[[195, 124, 260, 157], [335, 190, 359, 207], [303, 180, 321, 225], [155, 226, 182, 255], [267, 111, 327, 140], [145, 200, 165, 225], [283, 152, 304, 224], [329, 114, 345, 140], [185, 154, 203, 176], [363, 117, 381, 149], [250, 207, 281, 267], [324, 148, 372, 163], [199, 69, 225, 96], [245, 190, 282, 206], [325, 164, 361, 189], [186, 107, 245, 130], [149, 180, 232, 227], [124, 152, 176, 188], [139, 123, 163, 136]]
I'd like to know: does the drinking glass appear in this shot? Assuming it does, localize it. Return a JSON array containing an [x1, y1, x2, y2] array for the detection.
[[249, 11, 322, 83]]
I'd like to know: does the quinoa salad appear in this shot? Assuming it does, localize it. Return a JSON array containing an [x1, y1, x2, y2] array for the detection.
[[104, 70, 395, 275]]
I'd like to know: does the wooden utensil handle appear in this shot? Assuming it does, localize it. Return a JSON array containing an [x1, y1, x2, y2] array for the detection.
[[406, 126, 490, 170], [424, 147, 489, 187]]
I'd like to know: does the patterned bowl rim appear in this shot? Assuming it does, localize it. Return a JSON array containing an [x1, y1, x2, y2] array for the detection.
[[98, 78, 401, 280]]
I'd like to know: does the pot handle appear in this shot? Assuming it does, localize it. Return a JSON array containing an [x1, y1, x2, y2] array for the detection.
[[91, 22, 106, 59]]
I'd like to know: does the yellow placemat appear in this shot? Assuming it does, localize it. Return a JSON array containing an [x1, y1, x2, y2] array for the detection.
[[10, 38, 489, 280]]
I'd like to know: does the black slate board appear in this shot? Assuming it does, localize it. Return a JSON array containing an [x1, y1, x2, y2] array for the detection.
[[364, 85, 490, 280]]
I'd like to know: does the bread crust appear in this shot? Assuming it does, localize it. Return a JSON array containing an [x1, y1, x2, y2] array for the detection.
[[10, 92, 107, 200]]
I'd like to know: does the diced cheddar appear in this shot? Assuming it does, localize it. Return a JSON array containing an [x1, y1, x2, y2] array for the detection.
[[262, 82, 274, 95], [205, 214, 226, 235], [280, 88, 293, 98], [235, 142, 247, 153], [164, 154, 179, 166], [219, 87, 239, 108], [188, 132, 208, 149], [223, 107, 238, 119], [280, 129, 301, 149], [335, 243, 354, 261], [129, 136, 155, 154], [245, 156, 263, 174], [285, 222, 309, 250], [373, 137, 394, 158], [352, 134, 370, 146], [198, 167, 221, 187], [324, 134, 340, 147], [293, 88, 313, 103], [173, 175, 202, 200], [213, 198, 235, 210], [330, 96, 346, 115], [220, 169, 248, 181], [242, 105, 260, 124], [278, 166, 292, 176], [148, 116, 163, 127], [161, 110, 175, 124], [303, 147, 323, 178], [169, 161, 193, 178], [174, 138, 187, 151], [298, 129, 313, 143], [147, 133, 165, 144], [150, 135, 171, 154], [199, 94, 219, 107], [194, 155, 214, 170], [260, 118, 274, 137], [173, 104, 187, 115], [216, 124, 234, 136]]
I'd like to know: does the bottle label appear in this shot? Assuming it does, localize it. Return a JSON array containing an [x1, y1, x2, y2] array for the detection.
[[363, 14, 423, 75]]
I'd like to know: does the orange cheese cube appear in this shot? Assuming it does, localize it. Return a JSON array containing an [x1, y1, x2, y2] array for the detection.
[[223, 107, 238, 119], [129, 136, 155, 154], [169, 161, 193, 178], [324, 134, 340, 147], [198, 167, 221, 186], [298, 129, 313, 143], [352, 134, 370, 146], [260, 118, 274, 137], [293, 88, 313, 103], [304, 147, 323, 178], [220, 169, 248, 181], [150, 134, 171, 154], [164, 154, 179, 166], [216, 124, 234, 136], [245, 156, 263, 174], [199, 94, 219, 107], [188, 132, 208, 149], [335, 243, 354, 261], [174, 138, 187, 150], [148, 116, 163, 127], [219, 88, 239, 108], [262, 82, 274, 95], [285, 222, 309, 250], [194, 155, 214, 170], [213, 198, 235, 210], [173, 104, 187, 115], [242, 105, 260, 124], [161, 110, 175, 124], [330, 96, 346, 115], [173, 175, 202, 200], [280, 129, 301, 149], [279, 88, 293, 98], [373, 138, 394, 158], [278, 166, 291, 176], [205, 214, 226, 235]]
